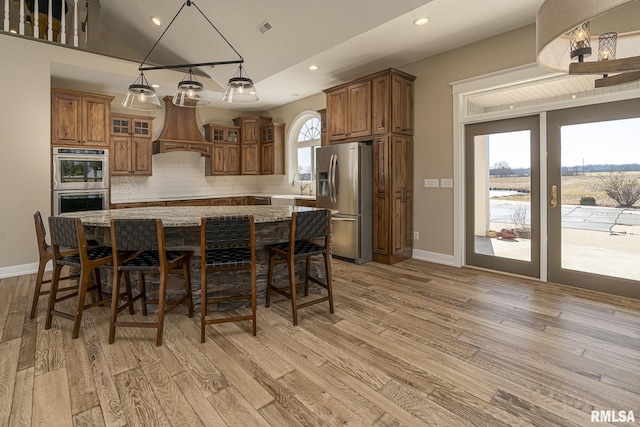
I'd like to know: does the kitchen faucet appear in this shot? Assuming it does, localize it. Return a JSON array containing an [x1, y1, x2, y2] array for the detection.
[[291, 172, 299, 187]]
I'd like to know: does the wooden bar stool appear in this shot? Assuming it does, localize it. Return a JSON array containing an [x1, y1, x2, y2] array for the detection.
[[46, 216, 122, 338], [200, 215, 256, 342], [265, 209, 334, 325], [109, 218, 194, 346], [30, 211, 79, 319]]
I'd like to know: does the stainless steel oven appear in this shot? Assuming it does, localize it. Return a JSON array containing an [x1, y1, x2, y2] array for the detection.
[[52, 147, 109, 190], [53, 189, 109, 215]]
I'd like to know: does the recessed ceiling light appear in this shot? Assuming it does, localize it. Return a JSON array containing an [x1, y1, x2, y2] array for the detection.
[[571, 94, 577, 99], [291, 93, 300, 97], [413, 17, 429, 26], [151, 84, 160, 88], [9, 29, 17, 34], [151, 16, 161, 26], [308, 65, 319, 71]]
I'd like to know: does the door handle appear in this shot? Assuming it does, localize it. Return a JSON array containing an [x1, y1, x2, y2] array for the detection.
[[551, 185, 557, 208], [332, 217, 356, 222]]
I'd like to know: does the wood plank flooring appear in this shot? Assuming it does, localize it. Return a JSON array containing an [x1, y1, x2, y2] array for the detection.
[[1, 259, 639, 426]]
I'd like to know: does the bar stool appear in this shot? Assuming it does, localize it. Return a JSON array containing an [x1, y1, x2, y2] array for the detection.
[[46, 216, 120, 338], [30, 211, 79, 319], [200, 215, 256, 342], [109, 218, 194, 346], [265, 209, 334, 326]]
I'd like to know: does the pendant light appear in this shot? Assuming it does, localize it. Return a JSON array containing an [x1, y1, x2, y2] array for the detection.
[[173, 67, 209, 107], [121, 72, 162, 110], [223, 64, 259, 103], [122, 1, 258, 110]]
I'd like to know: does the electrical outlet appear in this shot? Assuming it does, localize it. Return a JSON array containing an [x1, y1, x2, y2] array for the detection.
[[440, 178, 453, 188], [413, 231, 419, 240], [424, 179, 439, 188]]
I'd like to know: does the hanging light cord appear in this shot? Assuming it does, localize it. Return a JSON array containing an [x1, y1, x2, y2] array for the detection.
[[138, 0, 244, 72]]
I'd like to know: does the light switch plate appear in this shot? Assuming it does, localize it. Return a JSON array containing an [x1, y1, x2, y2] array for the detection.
[[424, 179, 439, 188], [440, 178, 453, 188]]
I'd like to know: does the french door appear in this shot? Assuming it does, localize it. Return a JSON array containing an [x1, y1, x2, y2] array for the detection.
[[465, 115, 540, 278], [465, 100, 640, 298], [547, 99, 640, 298]]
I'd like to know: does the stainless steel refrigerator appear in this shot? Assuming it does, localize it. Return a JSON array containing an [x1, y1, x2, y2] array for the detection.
[[316, 142, 372, 264]]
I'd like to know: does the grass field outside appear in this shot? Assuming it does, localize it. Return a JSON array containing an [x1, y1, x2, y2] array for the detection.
[[489, 171, 640, 207]]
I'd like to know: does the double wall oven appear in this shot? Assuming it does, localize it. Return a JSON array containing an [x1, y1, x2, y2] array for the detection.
[[52, 147, 109, 215]]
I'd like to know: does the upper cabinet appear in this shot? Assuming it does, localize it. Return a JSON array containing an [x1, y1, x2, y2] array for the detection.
[[110, 114, 154, 176], [325, 80, 371, 142], [204, 124, 241, 176], [233, 116, 273, 175], [260, 122, 285, 175], [324, 69, 415, 143], [51, 89, 114, 147]]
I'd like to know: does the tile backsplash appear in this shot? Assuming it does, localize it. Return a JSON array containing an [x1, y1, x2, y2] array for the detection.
[[110, 151, 307, 202]]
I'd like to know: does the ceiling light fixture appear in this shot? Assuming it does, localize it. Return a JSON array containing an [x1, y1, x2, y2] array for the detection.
[[309, 65, 319, 71], [122, 0, 257, 110], [413, 17, 429, 26], [536, 0, 640, 88], [151, 16, 161, 26]]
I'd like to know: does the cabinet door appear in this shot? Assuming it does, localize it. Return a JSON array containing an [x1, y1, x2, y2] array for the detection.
[[131, 137, 152, 175], [373, 136, 390, 256], [391, 76, 413, 135], [111, 136, 132, 175], [261, 143, 274, 174], [82, 96, 110, 146], [211, 145, 225, 174], [347, 80, 372, 139], [52, 92, 82, 146], [241, 118, 259, 143], [241, 144, 259, 174], [261, 126, 273, 143], [224, 144, 240, 175], [326, 87, 348, 141], [111, 116, 131, 137], [391, 135, 412, 255], [372, 75, 390, 134]]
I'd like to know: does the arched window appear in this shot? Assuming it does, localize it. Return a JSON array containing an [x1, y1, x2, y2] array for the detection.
[[290, 112, 321, 181]]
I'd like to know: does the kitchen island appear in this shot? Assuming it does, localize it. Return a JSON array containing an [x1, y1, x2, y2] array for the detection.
[[61, 206, 328, 311]]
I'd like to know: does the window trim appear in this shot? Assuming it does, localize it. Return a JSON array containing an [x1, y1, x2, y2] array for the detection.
[[287, 111, 321, 182]]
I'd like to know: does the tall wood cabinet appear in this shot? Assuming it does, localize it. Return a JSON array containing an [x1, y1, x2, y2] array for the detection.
[[51, 89, 114, 147], [110, 114, 154, 176], [324, 68, 415, 264]]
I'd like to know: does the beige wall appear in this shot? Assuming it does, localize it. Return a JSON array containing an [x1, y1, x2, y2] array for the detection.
[[0, 24, 537, 273], [401, 24, 537, 256]]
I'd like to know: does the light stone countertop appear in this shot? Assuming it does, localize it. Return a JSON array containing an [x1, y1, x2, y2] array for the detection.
[[61, 206, 318, 227]]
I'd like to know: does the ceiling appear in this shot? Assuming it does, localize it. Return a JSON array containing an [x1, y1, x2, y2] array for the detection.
[[52, 0, 545, 111]]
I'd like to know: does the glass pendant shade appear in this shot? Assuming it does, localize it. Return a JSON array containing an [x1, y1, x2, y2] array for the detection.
[[121, 72, 161, 110], [223, 65, 259, 103], [173, 68, 209, 107]]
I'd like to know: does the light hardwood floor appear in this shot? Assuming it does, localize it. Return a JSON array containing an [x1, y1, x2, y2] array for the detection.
[[1, 259, 639, 426]]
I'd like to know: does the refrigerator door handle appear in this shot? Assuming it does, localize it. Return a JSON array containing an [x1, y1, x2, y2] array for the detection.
[[331, 154, 338, 203], [328, 154, 334, 203]]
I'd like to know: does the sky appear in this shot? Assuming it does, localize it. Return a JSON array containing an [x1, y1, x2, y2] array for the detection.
[[487, 117, 640, 169]]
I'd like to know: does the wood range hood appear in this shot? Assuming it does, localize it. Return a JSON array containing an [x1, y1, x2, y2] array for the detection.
[[153, 96, 213, 156]]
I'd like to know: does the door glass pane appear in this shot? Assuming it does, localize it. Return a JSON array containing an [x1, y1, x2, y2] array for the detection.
[[560, 118, 640, 280], [474, 131, 531, 261]]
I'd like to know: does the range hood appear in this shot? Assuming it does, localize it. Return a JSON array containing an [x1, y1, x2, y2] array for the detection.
[[153, 96, 212, 156]]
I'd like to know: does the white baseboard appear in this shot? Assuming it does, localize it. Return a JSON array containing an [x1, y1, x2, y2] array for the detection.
[[0, 262, 49, 279], [412, 249, 457, 266]]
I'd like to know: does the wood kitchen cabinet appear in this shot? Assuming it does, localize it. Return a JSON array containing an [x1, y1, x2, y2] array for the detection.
[[372, 71, 414, 135], [318, 109, 328, 146], [210, 197, 247, 206], [372, 134, 413, 263], [204, 124, 240, 175], [110, 114, 153, 176], [260, 122, 285, 175], [233, 116, 272, 175], [51, 89, 114, 147], [324, 80, 371, 142], [324, 68, 415, 264]]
